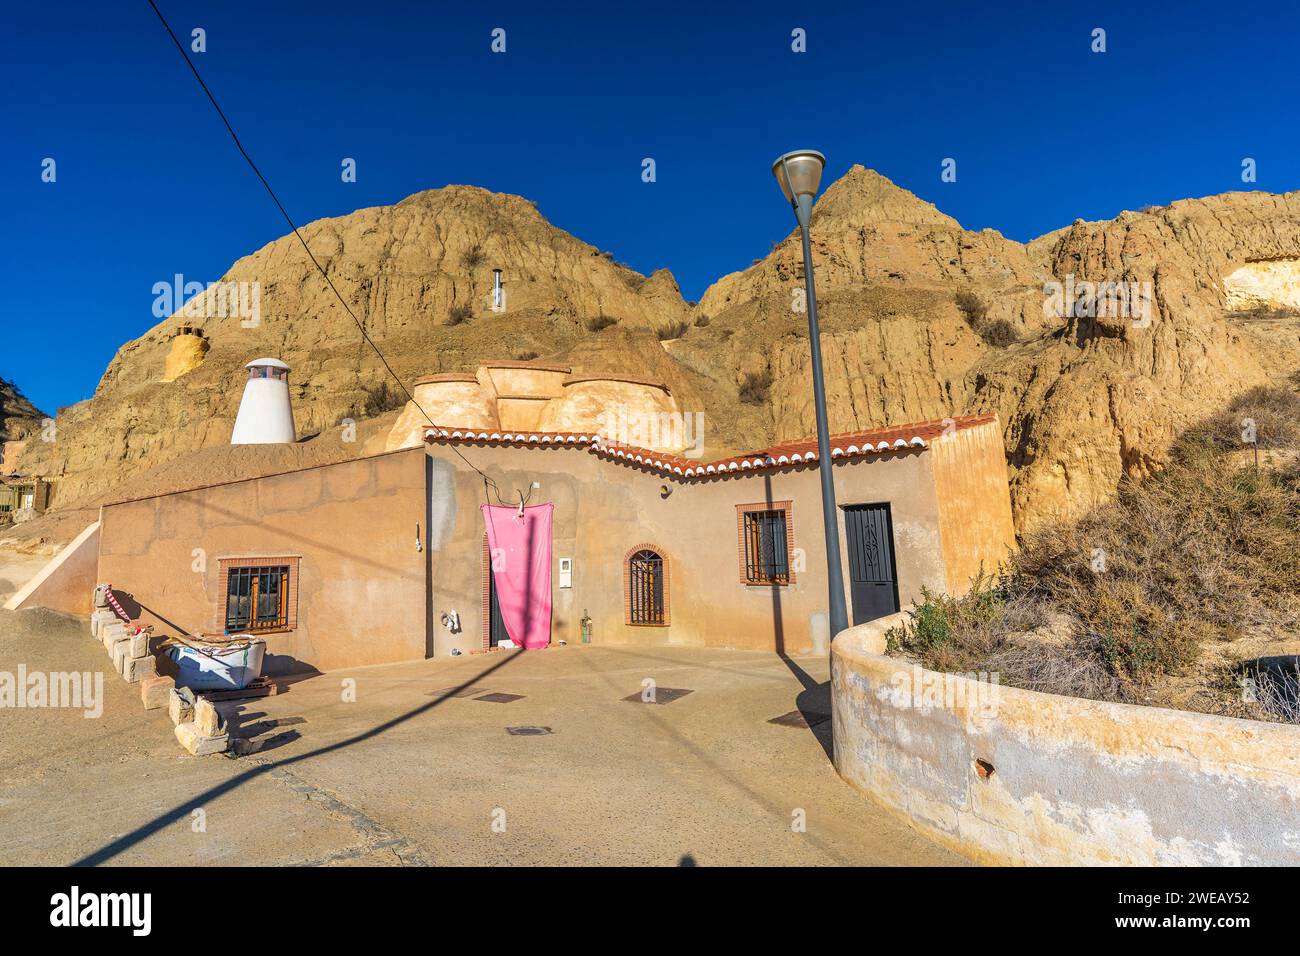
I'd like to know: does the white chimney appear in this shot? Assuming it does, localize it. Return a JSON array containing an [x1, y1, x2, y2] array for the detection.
[[230, 358, 296, 445]]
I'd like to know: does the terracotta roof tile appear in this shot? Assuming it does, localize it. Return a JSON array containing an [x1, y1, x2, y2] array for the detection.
[[423, 413, 998, 481]]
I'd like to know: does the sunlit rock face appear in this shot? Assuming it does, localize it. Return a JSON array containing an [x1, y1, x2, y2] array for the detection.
[[1223, 258, 1300, 311], [162, 329, 208, 383]]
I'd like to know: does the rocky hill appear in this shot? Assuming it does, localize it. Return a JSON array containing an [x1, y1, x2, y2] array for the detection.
[[16, 170, 1300, 536], [0, 379, 45, 443], [681, 166, 1300, 530]]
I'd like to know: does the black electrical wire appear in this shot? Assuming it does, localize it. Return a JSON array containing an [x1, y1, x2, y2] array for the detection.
[[145, 0, 506, 495]]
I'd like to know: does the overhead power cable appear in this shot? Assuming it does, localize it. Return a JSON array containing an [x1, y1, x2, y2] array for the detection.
[[146, 0, 502, 490]]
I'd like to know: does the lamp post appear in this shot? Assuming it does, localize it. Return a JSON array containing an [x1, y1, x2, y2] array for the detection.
[[772, 149, 849, 638]]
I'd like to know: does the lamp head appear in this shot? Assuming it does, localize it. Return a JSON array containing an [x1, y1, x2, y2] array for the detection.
[[772, 149, 827, 205]]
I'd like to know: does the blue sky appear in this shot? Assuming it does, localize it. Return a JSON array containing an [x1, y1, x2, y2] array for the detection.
[[3, 1, 1296, 414]]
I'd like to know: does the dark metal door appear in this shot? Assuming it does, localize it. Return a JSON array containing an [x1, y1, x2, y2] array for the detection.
[[844, 504, 900, 625], [488, 567, 508, 646]]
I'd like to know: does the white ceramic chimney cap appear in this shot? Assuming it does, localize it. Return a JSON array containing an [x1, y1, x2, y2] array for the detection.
[[245, 357, 291, 370]]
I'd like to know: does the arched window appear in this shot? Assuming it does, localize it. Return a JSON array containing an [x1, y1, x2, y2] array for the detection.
[[625, 546, 668, 626]]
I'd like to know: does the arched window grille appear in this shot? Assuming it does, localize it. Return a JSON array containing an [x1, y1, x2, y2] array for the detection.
[[627, 548, 666, 625]]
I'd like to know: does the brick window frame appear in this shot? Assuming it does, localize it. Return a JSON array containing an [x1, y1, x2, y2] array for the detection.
[[623, 543, 670, 626], [216, 556, 300, 634], [735, 500, 795, 585]]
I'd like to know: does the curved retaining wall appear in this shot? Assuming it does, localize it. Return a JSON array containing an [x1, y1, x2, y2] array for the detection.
[[831, 616, 1300, 865]]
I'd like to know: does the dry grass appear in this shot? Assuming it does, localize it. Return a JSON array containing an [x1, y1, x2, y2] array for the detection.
[[738, 370, 772, 406], [887, 386, 1300, 720], [585, 314, 618, 332], [954, 290, 1018, 346]]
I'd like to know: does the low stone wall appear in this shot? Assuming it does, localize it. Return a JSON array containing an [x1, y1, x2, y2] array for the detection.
[[831, 617, 1300, 865]]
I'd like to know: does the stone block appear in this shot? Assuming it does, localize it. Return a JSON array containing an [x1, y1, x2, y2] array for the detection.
[[194, 697, 226, 736], [174, 721, 229, 756], [123, 655, 157, 684], [91, 610, 117, 638], [110, 639, 133, 672], [100, 621, 127, 646], [141, 675, 175, 710], [127, 631, 150, 658], [168, 686, 196, 726]]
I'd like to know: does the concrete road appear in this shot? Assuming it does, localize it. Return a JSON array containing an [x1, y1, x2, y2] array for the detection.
[[0, 607, 962, 866]]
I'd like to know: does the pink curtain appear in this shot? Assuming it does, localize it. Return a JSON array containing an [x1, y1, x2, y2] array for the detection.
[[481, 503, 553, 649]]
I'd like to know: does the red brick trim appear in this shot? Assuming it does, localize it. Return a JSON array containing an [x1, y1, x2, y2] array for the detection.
[[734, 501, 795, 586], [623, 543, 670, 626], [215, 555, 300, 634]]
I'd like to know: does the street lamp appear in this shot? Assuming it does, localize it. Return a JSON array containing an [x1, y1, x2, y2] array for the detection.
[[772, 149, 849, 638]]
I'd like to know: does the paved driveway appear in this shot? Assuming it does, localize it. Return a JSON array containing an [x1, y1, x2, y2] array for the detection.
[[0, 607, 961, 866]]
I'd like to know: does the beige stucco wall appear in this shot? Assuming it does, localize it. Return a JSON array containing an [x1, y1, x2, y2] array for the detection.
[[929, 418, 1017, 594], [4, 521, 100, 616], [479, 364, 569, 431], [831, 619, 1300, 865], [420, 443, 948, 656], [81, 424, 1016, 667], [386, 376, 499, 451], [537, 378, 684, 454], [97, 448, 429, 674]]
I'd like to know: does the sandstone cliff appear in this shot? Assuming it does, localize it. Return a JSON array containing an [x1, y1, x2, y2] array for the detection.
[[17, 171, 1300, 537], [683, 167, 1300, 530], [19, 186, 693, 504], [0, 379, 46, 443]]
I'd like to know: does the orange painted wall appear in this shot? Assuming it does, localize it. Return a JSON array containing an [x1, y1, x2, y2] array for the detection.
[[97, 448, 429, 674], [928, 417, 1017, 594]]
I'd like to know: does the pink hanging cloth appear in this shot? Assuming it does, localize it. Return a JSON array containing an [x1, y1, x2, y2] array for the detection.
[[480, 503, 553, 649]]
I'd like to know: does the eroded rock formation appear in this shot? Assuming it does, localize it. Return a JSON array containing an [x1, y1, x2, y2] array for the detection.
[[15, 171, 1300, 536]]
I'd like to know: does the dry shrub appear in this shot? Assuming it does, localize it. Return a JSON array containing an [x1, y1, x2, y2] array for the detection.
[[954, 290, 987, 325], [977, 318, 1020, 347], [446, 303, 473, 326], [738, 370, 772, 405], [1015, 439, 1299, 683], [954, 290, 1018, 346], [657, 320, 690, 340], [888, 386, 1300, 714], [1177, 385, 1300, 451], [585, 314, 618, 332], [461, 244, 485, 270]]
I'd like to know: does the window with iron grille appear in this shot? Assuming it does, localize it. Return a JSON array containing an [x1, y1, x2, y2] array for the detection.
[[627, 549, 666, 625], [742, 510, 790, 584], [225, 565, 290, 633]]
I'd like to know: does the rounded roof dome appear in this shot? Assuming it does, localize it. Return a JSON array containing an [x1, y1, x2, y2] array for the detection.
[[245, 358, 290, 370]]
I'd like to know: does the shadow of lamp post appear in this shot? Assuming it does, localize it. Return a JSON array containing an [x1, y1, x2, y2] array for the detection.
[[772, 149, 849, 638]]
